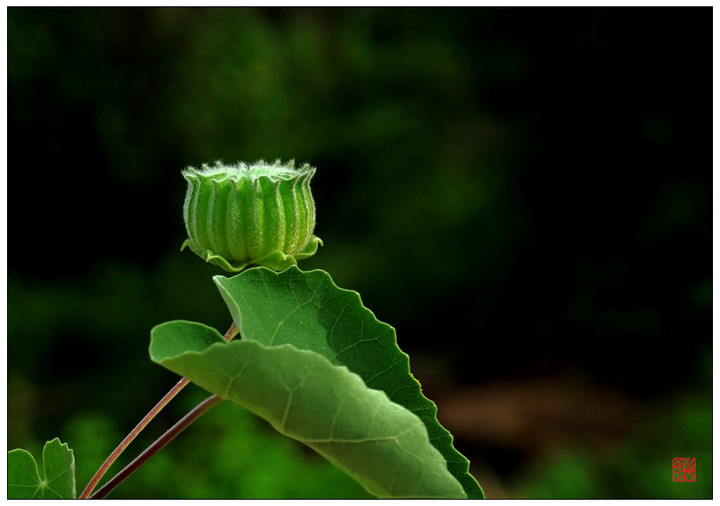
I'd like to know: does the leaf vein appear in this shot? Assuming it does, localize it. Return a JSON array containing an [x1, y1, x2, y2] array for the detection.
[[268, 299, 315, 346]]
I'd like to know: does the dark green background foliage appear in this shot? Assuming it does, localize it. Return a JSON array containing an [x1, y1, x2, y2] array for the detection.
[[8, 7, 710, 498]]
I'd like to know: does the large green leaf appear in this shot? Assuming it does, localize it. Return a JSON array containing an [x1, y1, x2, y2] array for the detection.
[[8, 438, 76, 499], [150, 321, 466, 499], [213, 266, 483, 498]]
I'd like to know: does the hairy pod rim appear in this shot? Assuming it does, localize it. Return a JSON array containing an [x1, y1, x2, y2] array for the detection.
[[182, 160, 321, 272]]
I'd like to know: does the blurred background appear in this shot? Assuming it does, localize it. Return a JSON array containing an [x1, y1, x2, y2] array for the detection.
[[7, 7, 711, 499]]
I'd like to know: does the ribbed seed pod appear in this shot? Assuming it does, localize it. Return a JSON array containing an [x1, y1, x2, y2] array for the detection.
[[181, 160, 322, 272]]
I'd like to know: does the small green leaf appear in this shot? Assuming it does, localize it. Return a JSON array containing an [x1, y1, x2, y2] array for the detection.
[[213, 266, 483, 498], [8, 438, 76, 499], [150, 326, 466, 499], [149, 320, 226, 358]]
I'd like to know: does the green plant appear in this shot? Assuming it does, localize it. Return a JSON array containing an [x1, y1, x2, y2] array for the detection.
[[8, 160, 483, 499]]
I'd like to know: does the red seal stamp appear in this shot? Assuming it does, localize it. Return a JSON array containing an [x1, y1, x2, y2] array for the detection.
[[672, 457, 696, 482]]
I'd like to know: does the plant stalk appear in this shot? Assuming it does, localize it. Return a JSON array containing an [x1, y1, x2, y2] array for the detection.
[[79, 323, 238, 499], [90, 394, 224, 499]]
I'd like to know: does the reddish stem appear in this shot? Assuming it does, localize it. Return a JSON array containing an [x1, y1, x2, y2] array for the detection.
[[90, 394, 224, 499], [79, 323, 238, 499]]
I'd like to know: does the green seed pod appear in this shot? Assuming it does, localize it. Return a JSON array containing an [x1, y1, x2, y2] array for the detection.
[[181, 160, 322, 272]]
